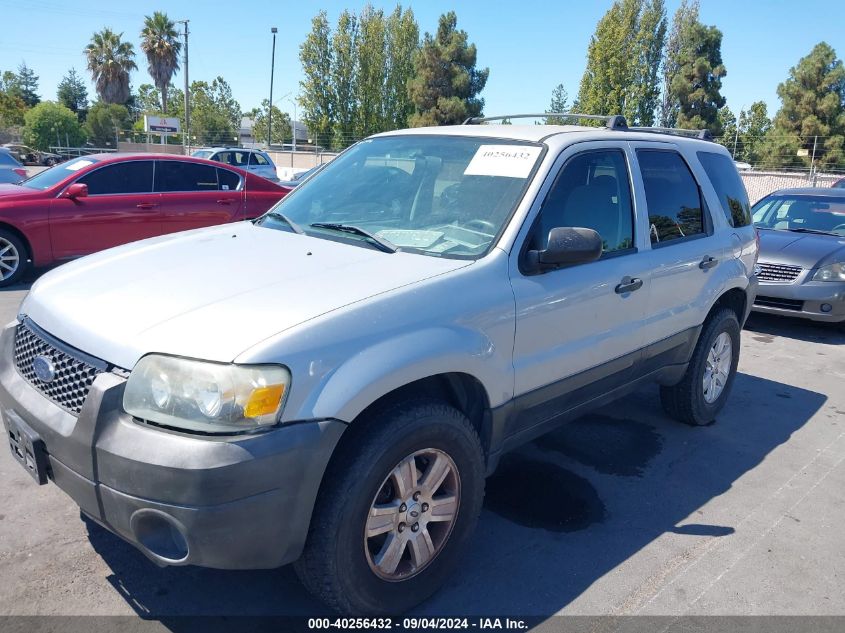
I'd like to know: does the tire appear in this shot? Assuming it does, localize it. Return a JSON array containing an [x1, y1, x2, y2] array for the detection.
[[660, 308, 741, 426], [295, 399, 485, 615], [45, 158, 57, 167], [0, 229, 30, 288]]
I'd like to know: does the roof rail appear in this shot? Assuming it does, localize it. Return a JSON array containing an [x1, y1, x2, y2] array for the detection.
[[462, 112, 629, 131], [627, 126, 714, 141]]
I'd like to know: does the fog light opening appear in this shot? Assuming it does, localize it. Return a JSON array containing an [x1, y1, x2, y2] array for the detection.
[[820, 303, 833, 313], [130, 509, 189, 563]]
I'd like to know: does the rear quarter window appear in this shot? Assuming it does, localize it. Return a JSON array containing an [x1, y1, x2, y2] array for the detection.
[[697, 151, 752, 227]]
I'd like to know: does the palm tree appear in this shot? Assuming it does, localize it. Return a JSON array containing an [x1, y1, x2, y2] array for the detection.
[[140, 12, 181, 113], [84, 28, 137, 104]]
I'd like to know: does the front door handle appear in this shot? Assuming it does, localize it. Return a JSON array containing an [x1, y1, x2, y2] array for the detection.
[[615, 276, 643, 294], [699, 256, 718, 270]]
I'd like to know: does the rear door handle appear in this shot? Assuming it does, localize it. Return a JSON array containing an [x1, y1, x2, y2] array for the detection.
[[615, 276, 643, 294], [699, 256, 718, 270], [216, 198, 235, 205], [136, 202, 159, 209]]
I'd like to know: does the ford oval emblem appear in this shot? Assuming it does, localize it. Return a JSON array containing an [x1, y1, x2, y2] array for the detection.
[[33, 355, 57, 383]]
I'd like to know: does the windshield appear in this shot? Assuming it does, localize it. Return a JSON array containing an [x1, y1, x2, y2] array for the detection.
[[752, 195, 845, 236], [192, 150, 214, 159], [256, 135, 543, 258], [20, 157, 101, 190]]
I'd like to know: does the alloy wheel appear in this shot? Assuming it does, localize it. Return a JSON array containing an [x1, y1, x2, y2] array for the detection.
[[703, 331, 732, 404], [0, 238, 20, 282]]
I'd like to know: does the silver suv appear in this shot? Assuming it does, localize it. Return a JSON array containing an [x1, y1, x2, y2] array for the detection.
[[0, 115, 758, 614], [192, 147, 279, 182]]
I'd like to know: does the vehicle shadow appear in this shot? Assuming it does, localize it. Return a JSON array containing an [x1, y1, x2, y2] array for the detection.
[[744, 312, 844, 345], [83, 372, 825, 621]]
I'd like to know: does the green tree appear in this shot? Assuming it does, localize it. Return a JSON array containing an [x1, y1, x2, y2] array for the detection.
[[299, 11, 334, 147], [84, 101, 130, 147], [669, 19, 726, 134], [737, 101, 771, 165], [717, 105, 737, 154], [57, 68, 88, 120], [16, 62, 40, 107], [190, 77, 242, 146], [408, 11, 489, 127], [577, 0, 666, 126], [545, 84, 571, 124], [0, 72, 27, 128], [140, 11, 182, 114], [250, 100, 292, 145], [355, 5, 387, 138], [661, 0, 698, 127], [136, 83, 182, 117], [384, 6, 419, 129], [23, 101, 85, 150], [762, 43, 845, 170], [331, 10, 358, 149], [85, 28, 137, 104]]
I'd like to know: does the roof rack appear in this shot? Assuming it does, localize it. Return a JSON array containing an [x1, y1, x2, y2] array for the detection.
[[462, 112, 629, 130], [627, 126, 713, 141]]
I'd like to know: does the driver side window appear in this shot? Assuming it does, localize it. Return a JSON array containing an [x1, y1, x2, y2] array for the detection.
[[531, 149, 634, 254]]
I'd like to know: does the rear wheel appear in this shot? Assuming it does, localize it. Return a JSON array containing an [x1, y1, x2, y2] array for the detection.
[[295, 400, 485, 614], [0, 229, 29, 288], [660, 308, 740, 426]]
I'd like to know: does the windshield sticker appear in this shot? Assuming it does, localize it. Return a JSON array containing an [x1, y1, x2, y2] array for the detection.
[[464, 145, 542, 178], [64, 160, 94, 171]]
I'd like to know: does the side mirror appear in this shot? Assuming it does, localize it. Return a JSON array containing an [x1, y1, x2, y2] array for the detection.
[[526, 227, 603, 272], [61, 183, 88, 200]]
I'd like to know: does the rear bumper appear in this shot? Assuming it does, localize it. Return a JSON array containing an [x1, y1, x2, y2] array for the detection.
[[751, 279, 845, 323], [0, 320, 346, 569]]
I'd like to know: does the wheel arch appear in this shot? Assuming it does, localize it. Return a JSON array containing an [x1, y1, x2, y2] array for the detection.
[[0, 221, 32, 261]]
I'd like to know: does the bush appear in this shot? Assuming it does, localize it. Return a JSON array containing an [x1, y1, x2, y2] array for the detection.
[[22, 101, 86, 150]]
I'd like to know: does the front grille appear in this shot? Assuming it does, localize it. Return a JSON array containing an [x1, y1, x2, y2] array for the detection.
[[13, 319, 107, 415], [758, 262, 802, 283], [754, 296, 805, 311]]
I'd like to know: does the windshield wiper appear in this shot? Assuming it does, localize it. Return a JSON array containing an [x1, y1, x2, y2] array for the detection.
[[264, 211, 304, 234], [786, 227, 838, 236], [310, 222, 398, 253]]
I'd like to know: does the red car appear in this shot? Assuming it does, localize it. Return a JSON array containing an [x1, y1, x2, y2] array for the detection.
[[0, 153, 290, 286]]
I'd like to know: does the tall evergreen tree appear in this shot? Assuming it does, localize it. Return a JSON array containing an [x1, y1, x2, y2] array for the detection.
[[762, 43, 845, 170], [577, 0, 666, 126], [299, 11, 333, 146], [355, 5, 387, 138], [331, 10, 358, 149], [16, 62, 40, 107], [57, 68, 88, 120], [545, 84, 571, 124], [408, 12, 488, 127], [660, 0, 698, 127], [670, 20, 726, 134], [384, 6, 419, 129], [738, 101, 771, 165]]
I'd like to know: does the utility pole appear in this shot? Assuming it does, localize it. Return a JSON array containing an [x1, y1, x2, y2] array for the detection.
[[269, 27, 278, 150], [177, 20, 190, 153]]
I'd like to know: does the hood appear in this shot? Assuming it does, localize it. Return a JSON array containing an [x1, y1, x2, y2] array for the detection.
[[758, 229, 845, 269], [0, 184, 41, 201], [21, 223, 472, 369]]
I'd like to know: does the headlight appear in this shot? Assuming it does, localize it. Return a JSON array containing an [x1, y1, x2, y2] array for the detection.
[[813, 263, 845, 282], [123, 355, 291, 434]]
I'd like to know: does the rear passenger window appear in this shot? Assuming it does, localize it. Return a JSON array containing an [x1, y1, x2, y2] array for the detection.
[[637, 150, 705, 245], [78, 161, 154, 195], [531, 149, 634, 254], [251, 153, 269, 166], [697, 151, 752, 227], [217, 168, 241, 191], [155, 161, 219, 192]]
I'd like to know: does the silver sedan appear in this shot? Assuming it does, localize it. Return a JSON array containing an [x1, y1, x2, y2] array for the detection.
[[751, 187, 845, 327]]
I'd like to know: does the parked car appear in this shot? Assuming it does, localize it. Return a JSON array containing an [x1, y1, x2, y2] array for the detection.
[[0, 153, 290, 286], [0, 117, 757, 614], [751, 187, 845, 327], [192, 147, 279, 182], [0, 148, 27, 185], [3, 143, 62, 166], [277, 165, 322, 188]]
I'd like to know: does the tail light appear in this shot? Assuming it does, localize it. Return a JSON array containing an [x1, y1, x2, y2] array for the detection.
[[13, 168, 26, 179]]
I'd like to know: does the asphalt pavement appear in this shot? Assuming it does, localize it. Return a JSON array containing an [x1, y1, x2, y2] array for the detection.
[[0, 269, 843, 620]]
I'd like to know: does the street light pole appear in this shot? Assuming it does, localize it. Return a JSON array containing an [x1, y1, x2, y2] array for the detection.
[[269, 27, 278, 150]]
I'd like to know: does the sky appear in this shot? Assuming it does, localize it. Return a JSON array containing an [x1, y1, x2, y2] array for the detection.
[[2, 0, 844, 124]]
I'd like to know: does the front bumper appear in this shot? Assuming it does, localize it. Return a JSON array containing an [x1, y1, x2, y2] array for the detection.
[[751, 278, 845, 323], [0, 321, 346, 569]]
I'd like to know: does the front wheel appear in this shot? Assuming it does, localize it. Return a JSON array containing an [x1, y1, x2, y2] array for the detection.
[[295, 400, 485, 614], [0, 229, 30, 288], [660, 308, 741, 426]]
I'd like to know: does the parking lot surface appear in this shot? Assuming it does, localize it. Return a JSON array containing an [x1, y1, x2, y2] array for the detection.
[[0, 272, 843, 618]]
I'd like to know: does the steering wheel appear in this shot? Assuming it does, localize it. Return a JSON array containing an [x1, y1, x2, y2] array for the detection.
[[464, 219, 496, 233]]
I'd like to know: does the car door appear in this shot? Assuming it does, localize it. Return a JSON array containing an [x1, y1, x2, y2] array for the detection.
[[629, 143, 727, 348], [156, 160, 244, 233], [247, 151, 277, 181], [49, 160, 161, 259], [508, 143, 651, 437]]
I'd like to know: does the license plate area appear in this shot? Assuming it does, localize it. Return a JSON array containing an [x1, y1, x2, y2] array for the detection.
[[3, 412, 49, 485]]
